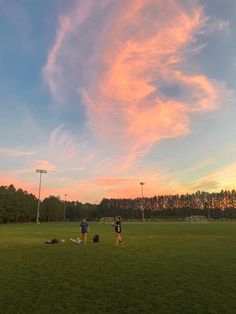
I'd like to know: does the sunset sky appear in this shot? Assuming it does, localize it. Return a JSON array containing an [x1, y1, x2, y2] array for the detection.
[[1, 0, 236, 203]]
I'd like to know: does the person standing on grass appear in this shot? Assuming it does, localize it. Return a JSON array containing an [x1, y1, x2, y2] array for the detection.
[[80, 219, 89, 245], [113, 216, 122, 246]]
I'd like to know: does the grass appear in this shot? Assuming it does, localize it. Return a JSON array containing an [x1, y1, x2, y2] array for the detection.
[[0, 222, 235, 313]]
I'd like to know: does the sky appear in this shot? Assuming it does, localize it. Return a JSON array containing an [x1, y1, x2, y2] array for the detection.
[[1, 0, 236, 204]]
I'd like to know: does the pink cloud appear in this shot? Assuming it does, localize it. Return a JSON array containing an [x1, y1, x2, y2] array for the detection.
[[43, 0, 231, 171], [34, 160, 56, 171], [64, 167, 180, 202]]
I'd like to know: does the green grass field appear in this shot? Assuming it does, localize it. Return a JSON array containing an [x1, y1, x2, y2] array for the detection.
[[0, 222, 235, 314]]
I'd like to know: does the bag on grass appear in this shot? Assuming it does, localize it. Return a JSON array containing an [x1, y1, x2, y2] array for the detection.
[[93, 235, 99, 243]]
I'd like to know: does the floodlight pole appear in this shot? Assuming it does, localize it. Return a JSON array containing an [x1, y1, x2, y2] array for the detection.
[[140, 182, 145, 222], [36, 169, 47, 224], [64, 194, 67, 222]]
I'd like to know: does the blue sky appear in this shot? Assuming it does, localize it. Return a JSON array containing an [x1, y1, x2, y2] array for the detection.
[[1, 0, 236, 203]]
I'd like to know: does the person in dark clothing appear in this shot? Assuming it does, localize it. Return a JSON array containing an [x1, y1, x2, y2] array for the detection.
[[80, 219, 89, 245], [113, 216, 122, 246]]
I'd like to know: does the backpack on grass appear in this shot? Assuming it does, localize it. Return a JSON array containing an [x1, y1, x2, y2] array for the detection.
[[93, 235, 99, 243]]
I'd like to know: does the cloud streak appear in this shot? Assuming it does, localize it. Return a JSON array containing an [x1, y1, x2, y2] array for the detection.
[[43, 16, 71, 101], [0, 147, 36, 157], [186, 161, 236, 192], [43, 0, 227, 165]]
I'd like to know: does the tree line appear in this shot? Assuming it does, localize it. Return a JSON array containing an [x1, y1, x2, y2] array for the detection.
[[100, 190, 236, 219], [0, 185, 97, 223], [0, 184, 236, 223]]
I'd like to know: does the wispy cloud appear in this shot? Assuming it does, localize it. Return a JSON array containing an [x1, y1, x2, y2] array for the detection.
[[0, 147, 36, 157], [48, 124, 81, 162], [205, 17, 231, 37], [186, 161, 236, 192], [43, 0, 230, 170], [43, 16, 71, 101]]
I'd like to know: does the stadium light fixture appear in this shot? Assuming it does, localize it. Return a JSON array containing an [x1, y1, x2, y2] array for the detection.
[[35, 169, 47, 224], [140, 182, 145, 222]]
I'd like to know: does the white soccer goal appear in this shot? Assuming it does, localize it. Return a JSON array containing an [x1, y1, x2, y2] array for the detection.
[[100, 217, 114, 223], [186, 215, 208, 223]]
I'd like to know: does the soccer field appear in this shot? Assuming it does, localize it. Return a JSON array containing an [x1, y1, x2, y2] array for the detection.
[[0, 222, 235, 314]]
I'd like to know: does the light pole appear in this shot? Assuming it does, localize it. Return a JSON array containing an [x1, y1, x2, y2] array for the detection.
[[64, 194, 67, 222], [140, 182, 145, 222], [35, 169, 47, 224]]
